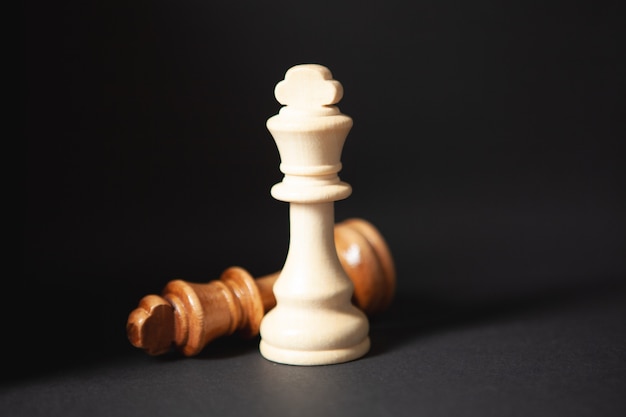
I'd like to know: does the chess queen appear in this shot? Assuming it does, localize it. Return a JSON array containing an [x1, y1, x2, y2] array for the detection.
[[259, 64, 370, 365]]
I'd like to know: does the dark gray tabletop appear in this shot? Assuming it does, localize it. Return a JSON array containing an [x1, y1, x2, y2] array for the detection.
[[3, 282, 625, 417]]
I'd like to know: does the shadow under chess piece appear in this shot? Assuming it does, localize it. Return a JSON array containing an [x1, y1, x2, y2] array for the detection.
[[127, 218, 395, 357]]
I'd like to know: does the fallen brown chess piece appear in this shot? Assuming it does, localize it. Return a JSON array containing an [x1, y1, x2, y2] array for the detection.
[[127, 218, 395, 356]]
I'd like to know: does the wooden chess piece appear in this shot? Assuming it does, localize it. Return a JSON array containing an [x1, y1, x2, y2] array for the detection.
[[259, 64, 370, 365], [127, 218, 395, 357]]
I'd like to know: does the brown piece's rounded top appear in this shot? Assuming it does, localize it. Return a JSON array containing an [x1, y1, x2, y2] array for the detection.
[[127, 294, 175, 356]]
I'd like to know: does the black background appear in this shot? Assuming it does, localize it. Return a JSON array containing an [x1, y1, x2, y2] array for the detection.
[[19, 1, 625, 415]]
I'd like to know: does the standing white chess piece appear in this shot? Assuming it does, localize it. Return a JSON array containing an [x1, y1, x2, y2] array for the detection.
[[259, 64, 370, 365]]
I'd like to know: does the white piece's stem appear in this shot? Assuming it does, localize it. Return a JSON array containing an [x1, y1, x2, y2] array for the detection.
[[279, 202, 353, 305], [259, 201, 370, 365]]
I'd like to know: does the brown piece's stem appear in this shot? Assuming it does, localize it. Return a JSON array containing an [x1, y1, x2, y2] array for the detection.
[[126, 218, 395, 356]]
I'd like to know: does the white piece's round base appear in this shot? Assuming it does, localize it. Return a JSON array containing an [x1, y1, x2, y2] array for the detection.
[[259, 337, 370, 366]]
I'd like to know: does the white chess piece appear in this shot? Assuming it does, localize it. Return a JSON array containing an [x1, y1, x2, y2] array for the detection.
[[259, 64, 370, 365]]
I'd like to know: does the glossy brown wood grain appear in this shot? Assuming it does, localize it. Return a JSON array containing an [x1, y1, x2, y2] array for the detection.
[[126, 218, 395, 356]]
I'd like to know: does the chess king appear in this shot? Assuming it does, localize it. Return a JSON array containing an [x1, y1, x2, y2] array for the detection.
[[259, 64, 371, 365], [126, 217, 395, 357]]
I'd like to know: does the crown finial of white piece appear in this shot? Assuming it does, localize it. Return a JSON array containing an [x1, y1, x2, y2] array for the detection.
[[259, 64, 370, 366], [274, 64, 343, 109]]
